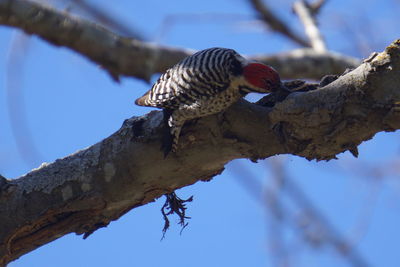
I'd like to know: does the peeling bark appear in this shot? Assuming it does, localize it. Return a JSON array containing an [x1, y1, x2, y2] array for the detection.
[[0, 0, 359, 81], [0, 40, 399, 265]]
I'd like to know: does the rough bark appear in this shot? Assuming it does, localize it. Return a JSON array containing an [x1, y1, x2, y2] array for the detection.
[[0, 0, 360, 81], [0, 39, 399, 265]]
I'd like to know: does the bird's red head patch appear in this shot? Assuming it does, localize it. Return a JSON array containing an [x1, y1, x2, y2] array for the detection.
[[243, 63, 281, 92]]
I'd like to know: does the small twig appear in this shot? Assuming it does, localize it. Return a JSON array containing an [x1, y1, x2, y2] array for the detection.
[[293, 0, 327, 52], [248, 0, 310, 47]]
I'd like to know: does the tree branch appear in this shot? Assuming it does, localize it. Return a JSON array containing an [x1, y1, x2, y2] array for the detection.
[[0, 0, 192, 81], [0, 0, 359, 82], [251, 48, 359, 79], [66, 0, 146, 40], [248, 0, 310, 47], [293, 0, 327, 52], [1, 39, 399, 265]]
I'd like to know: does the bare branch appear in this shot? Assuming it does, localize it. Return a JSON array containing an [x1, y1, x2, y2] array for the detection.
[[266, 158, 370, 267], [308, 0, 326, 15], [251, 48, 360, 80], [265, 158, 292, 267], [66, 0, 146, 40], [0, 0, 359, 82], [248, 0, 310, 47], [0, 0, 192, 82], [278, 163, 370, 267], [293, 0, 327, 52], [6, 32, 44, 167], [1, 39, 399, 265]]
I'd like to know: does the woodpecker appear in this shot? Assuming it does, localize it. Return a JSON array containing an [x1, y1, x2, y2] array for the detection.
[[135, 47, 281, 155]]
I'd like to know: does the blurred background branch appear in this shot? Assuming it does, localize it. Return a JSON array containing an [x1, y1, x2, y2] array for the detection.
[[293, 0, 327, 52], [248, 0, 310, 47], [0, 0, 360, 82], [6, 32, 44, 168], [66, 0, 146, 40], [233, 157, 371, 267]]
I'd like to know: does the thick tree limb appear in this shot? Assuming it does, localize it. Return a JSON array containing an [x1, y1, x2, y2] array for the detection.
[[0, 0, 359, 81], [1, 40, 399, 265]]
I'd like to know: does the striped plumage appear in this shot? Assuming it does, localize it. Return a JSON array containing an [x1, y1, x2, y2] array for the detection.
[[135, 47, 281, 154], [136, 48, 243, 108]]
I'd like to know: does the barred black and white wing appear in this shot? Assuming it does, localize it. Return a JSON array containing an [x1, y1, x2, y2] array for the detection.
[[135, 47, 244, 109]]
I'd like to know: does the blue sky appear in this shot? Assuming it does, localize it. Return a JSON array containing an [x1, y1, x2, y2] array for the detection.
[[1, 0, 400, 266]]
